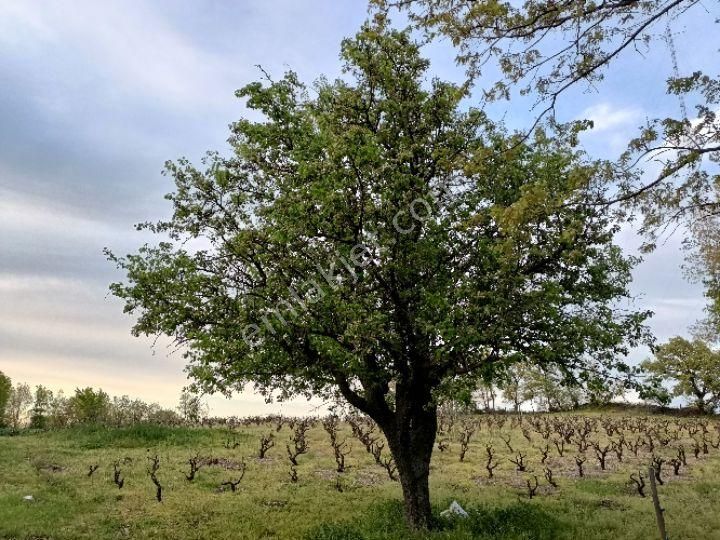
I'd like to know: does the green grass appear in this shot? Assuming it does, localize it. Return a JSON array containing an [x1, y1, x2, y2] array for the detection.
[[304, 500, 564, 540], [1, 412, 719, 539], [52, 424, 227, 449]]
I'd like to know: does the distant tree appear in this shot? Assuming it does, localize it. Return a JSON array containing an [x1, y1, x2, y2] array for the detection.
[[178, 390, 206, 424], [108, 395, 152, 427], [641, 382, 673, 409], [109, 395, 132, 426], [501, 360, 627, 411], [0, 371, 11, 428], [436, 375, 480, 412], [5, 383, 32, 431], [147, 406, 183, 426], [69, 387, 110, 424], [582, 375, 626, 407], [127, 398, 151, 424], [473, 382, 497, 412], [47, 390, 71, 428], [498, 364, 535, 413], [29, 385, 53, 429], [642, 336, 720, 413], [108, 24, 649, 529], [521, 366, 581, 411]]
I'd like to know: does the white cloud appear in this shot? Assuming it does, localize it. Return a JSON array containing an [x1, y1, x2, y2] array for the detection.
[[575, 102, 645, 157], [580, 102, 643, 133]]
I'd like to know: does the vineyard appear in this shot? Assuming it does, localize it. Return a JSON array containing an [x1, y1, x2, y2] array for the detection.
[[1, 410, 720, 539]]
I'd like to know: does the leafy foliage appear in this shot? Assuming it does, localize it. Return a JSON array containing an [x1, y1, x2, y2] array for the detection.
[[4, 382, 32, 431], [178, 390, 207, 423], [69, 387, 111, 424], [109, 23, 648, 404], [642, 336, 720, 412], [108, 23, 649, 528], [497, 363, 626, 412], [29, 385, 53, 429], [377, 0, 720, 327]]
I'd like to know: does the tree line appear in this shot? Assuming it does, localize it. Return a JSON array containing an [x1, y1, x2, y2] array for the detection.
[[2, 332, 718, 433], [0, 374, 207, 432], [476, 334, 720, 415]]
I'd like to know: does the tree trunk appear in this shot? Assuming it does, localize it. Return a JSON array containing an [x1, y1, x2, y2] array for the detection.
[[337, 370, 439, 530], [381, 391, 438, 530], [391, 433, 434, 529]]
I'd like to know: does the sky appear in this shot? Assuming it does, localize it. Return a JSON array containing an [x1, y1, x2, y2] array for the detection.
[[0, 1, 717, 416]]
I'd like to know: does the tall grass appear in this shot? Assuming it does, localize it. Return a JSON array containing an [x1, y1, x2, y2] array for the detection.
[[52, 423, 223, 449], [304, 500, 565, 539]]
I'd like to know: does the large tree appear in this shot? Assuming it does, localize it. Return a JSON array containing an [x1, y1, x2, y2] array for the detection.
[[376, 0, 720, 326], [642, 336, 720, 413], [108, 25, 649, 529]]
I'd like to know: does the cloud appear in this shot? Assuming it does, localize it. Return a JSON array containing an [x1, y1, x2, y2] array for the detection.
[[580, 103, 643, 133], [0, 188, 112, 238], [0, 189, 138, 280], [0, 1, 370, 415], [0, 0, 369, 223], [574, 102, 645, 158], [0, 1, 233, 111]]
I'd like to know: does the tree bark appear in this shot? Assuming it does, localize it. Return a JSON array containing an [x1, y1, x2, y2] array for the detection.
[[334, 370, 439, 530], [381, 388, 438, 531]]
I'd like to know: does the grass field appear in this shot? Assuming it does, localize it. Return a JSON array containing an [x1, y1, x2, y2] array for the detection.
[[1, 411, 719, 539]]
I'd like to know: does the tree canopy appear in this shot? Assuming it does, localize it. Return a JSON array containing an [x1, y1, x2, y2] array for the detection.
[[108, 24, 650, 529], [70, 387, 111, 424], [498, 362, 626, 412], [376, 0, 720, 328], [178, 390, 207, 423]]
